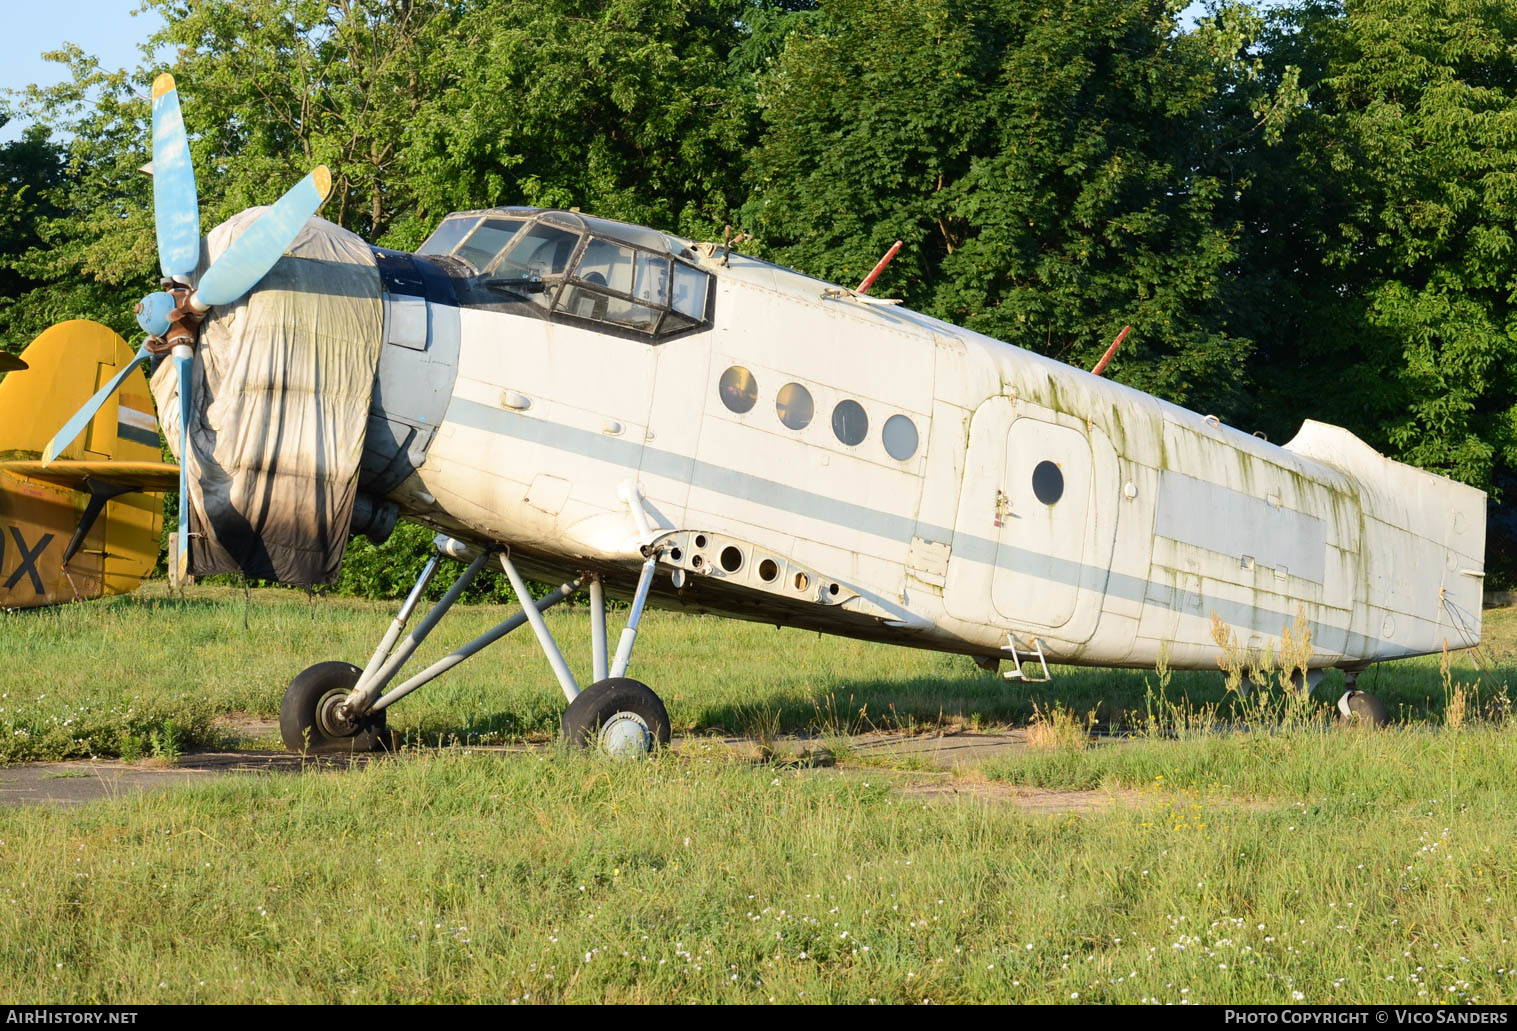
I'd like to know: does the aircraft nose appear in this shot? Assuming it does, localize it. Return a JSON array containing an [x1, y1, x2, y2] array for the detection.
[[145, 210, 392, 586]]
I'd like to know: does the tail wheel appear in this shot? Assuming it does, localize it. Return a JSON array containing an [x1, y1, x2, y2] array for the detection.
[[1337, 689, 1389, 728], [561, 678, 671, 758], [279, 661, 389, 753]]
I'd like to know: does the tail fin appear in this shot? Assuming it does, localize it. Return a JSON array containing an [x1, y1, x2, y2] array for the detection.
[[0, 322, 170, 608], [0, 320, 162, 464]]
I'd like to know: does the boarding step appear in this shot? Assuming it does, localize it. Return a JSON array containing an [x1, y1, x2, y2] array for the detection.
[[1001, 633, 1051, 683]]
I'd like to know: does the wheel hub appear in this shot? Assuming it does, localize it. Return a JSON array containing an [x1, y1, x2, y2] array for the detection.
[[316, 689, 359, 739], [597, 712, 652, 758]]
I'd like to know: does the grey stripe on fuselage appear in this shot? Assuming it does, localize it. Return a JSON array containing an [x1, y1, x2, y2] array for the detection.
[[447, 397, 1404, 659]]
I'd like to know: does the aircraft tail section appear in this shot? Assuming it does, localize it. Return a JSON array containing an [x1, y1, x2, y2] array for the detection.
[[0, 322, 169, 608], [1284, 420, 1485, 656], [0, 321, 162, 465]]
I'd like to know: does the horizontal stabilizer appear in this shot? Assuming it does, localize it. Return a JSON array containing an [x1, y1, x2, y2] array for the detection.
[[0, 460, 179, 494]]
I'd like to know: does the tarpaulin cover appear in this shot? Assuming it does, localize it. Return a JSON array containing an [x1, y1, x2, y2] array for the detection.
[[152, 212, 383, 585]]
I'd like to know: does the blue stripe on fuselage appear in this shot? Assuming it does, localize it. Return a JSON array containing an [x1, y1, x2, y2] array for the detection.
[[444, 397, 1403, 659]]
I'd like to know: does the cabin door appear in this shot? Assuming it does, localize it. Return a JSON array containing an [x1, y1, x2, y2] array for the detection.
[[945, 397, 1115, 643], [993, 416, 1093, 628]]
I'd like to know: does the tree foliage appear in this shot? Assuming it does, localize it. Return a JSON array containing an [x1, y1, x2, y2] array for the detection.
[[1259, 0, 1517, 489], [0, 109, 136, 347], [742, 0, 1294, 413]]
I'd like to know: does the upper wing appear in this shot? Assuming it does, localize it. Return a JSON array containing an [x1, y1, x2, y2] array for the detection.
[[0, 460, 180, 493]]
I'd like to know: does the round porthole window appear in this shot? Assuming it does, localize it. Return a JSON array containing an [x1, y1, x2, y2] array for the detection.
[[882, 414, 919, 461], [776, 382, 814, 430], [719, 366, 757, 414], [1032, 460, 1064, 505], [831, 399, 868, 447]]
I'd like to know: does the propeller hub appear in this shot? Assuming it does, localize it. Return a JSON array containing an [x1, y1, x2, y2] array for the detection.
[[135, 290, 177, 339]]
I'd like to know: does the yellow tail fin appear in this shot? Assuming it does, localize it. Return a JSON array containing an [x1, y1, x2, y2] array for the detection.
[[0, 320, 162, 463], [0, 321, 167, 608]]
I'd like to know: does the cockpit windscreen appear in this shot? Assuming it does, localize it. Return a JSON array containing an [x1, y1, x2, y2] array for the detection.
[[416, 215, 481, 258], [415, 207, 714, 339], [453, 218, 527, 273], [496, 224, 582, 280]]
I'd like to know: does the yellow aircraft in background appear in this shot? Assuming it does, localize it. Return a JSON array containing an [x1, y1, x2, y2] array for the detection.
[[0, 320, 178, 609]]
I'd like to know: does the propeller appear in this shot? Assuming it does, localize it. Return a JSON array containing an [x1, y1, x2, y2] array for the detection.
[[151, 72, 200, 281], [42, 72, 332, 581]]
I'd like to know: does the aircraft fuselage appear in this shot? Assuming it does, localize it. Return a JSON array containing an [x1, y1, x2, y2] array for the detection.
[[354, 208, 1484, 671]]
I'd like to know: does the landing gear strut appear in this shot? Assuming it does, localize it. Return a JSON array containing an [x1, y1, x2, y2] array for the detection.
[[277, 534, 670, 758]]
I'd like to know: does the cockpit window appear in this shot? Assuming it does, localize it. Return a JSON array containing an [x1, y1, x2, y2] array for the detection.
[[575, 239, 636, 294], [572, 239, 673, 302], [416, 215, 482, 258], [556, 239, 655, 329], [671, 263, 708, 320], [495, 224, 581, 279], [634, 253, 672, 305], [553, 234, 708, 337], [481, 223, 583, 309], [420, 207, 714, 339], [556, 284, 661, 332], [453, 217, 527, 273]]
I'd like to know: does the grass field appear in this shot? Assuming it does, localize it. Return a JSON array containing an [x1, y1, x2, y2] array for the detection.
[[1, 584, 1510, 761], [0, 585, 1513, 1003]]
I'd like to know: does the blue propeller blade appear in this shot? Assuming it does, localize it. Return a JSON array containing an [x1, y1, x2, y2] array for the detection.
[[42, 345, 154, 465], [174, 351, 193, 583], [192, 166, 331, 308], [152, 74, 201, 279]]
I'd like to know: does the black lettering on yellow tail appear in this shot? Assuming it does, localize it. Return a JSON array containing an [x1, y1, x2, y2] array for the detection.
[[3, 526, 53, 595]]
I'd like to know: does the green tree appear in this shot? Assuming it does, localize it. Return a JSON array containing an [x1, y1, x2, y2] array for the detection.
[[1269, 0, 1517, 492], [1316, 0, 1504, 491], [1209, 0, 1375, 449], [9, 0, 777, 299], [398, 0, 768, 244], [742, 0, 1289, 414], [0, 118, 63, 309], [9, 0, 463, 294], [0, 111, 135, 348]]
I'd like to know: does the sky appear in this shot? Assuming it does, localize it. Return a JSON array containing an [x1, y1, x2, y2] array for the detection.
[[0, 1, 165, 142]]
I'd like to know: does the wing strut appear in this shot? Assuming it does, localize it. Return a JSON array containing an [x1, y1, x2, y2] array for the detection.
[[60, 478, 136, 567]]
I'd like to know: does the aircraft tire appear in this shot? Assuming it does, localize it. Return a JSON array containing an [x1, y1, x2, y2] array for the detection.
[[279, 661, 389, 754], [1338, 689, 1389, 728], [561, 678, 671, 757]]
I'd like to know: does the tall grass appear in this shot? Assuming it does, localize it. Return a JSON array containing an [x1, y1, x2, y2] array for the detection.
[[0, 586, 1511, 761], [1, 748, 1513, 1004], [3, 594, 1515, 1003]]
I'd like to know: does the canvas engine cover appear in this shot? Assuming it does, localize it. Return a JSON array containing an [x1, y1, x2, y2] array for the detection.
[[152, 212, 385, 585]]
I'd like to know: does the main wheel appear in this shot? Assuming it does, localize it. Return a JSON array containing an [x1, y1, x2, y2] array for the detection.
[[1337, 689, 1389, 728], [280, 661, 389, 754], [561, 678, 671, 758]]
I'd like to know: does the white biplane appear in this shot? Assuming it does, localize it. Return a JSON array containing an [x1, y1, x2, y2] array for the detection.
[[42, 75, 1485, 754]]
